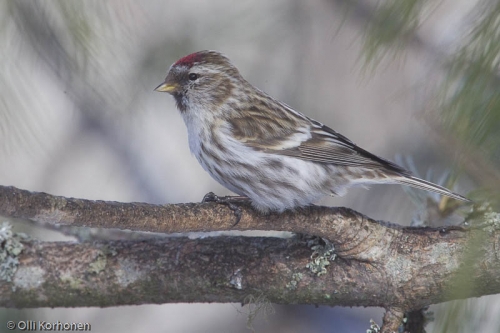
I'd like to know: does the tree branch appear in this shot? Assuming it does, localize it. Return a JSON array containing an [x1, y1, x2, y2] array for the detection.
[[0, 185, 498, 332], [0, 235, 398, 308]]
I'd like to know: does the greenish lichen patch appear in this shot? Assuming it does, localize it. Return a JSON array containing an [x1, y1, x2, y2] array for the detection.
[[60, 271, 84, 289], [466, 202, 500, 231], [0, 222, 29, 283], [305, 237, 336, 276], [87, 245, 118, 275], [306, 256, 330, 276], [286, 272, 303, 290], [484, 211, 500, 229], [88, 251, 107, 274]]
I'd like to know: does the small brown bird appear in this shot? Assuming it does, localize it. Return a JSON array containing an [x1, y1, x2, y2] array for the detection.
[[155, 50, 470, 213]]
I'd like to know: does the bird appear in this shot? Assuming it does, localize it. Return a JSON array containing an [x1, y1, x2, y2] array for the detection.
[[155, 50, 470, 213]]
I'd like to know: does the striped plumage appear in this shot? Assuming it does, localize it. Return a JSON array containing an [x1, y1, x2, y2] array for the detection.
[[155, 50, 470, 213]]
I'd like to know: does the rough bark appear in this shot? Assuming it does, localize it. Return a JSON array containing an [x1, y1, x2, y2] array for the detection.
[[0, 185, 497, 333]]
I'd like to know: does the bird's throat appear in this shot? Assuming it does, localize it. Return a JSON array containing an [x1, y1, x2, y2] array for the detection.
[[173, 93, 188, 113]]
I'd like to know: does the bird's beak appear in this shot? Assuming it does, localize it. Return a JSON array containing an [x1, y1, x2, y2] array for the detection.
[[154, 82, 179, 93]]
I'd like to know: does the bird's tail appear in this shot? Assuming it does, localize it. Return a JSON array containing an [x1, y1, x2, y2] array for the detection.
[[394, 176, 471, 202]]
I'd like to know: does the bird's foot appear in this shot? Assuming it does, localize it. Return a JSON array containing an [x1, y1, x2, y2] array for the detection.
[[202, 192, 250, 227]]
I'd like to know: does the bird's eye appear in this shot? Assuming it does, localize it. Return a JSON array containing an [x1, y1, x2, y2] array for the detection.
[[188, 73, 199, 81]]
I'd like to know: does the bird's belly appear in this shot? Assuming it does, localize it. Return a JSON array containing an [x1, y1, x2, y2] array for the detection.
[[195, 147, 345, 212]]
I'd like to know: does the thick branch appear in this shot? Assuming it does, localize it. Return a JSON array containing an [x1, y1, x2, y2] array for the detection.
[[0, 185, 359, 237], [0, 236, 392, 308], [1, 185, 499, 318]]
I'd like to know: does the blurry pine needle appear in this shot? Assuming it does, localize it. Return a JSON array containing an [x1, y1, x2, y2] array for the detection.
[[0, 1, 138, 155], [361, 0, 500, 202], [437, 1, 500, 198], [361, 0, 424, 71]]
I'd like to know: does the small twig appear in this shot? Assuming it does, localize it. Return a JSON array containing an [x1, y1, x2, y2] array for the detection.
[[381, 308, 404, 333]]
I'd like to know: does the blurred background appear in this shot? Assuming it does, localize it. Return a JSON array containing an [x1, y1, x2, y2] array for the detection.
[[1, 0, 499, 332]]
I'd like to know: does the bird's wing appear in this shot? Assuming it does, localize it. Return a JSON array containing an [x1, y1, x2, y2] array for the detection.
[[284, 122, 409, 174], [228, 99, 471, 202], [228, 99, 409, 175]]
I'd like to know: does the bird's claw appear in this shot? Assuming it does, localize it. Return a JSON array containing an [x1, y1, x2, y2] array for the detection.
[[202, 192, 219, 203], [201, 192, 248, 227]]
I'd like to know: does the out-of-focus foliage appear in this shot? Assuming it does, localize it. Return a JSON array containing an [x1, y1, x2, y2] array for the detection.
[[0, 1, 142, 151], [364, 0, 500, 203], [363, 0, 426, 66], [439, 1, 500, 196]]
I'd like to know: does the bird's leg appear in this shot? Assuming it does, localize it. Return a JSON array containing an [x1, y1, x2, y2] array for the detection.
[[202, 192, 250, 226]]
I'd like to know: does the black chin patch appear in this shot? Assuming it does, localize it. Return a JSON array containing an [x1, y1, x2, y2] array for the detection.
[[173, 93, 187, 112]]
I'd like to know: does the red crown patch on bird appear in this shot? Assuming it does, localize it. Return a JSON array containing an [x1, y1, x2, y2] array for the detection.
[[174, 52, 203, 68]]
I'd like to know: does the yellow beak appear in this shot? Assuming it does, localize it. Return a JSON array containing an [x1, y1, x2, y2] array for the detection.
[[154, 82, 178, 93]]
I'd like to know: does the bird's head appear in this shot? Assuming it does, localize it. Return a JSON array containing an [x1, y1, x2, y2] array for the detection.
[[155, 50, 242, 112]]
